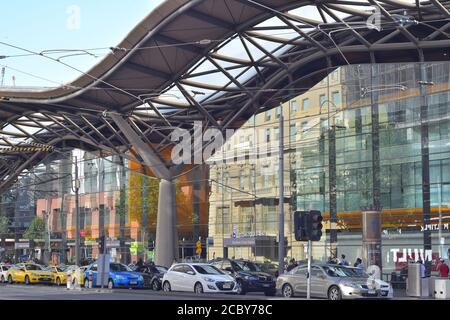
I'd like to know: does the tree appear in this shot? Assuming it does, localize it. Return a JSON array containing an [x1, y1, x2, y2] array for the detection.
[[23, 217, 46, 240]]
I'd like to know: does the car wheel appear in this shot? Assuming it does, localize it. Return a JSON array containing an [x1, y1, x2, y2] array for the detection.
[[328, 286, 342, 300], [56, 278, 61, 286], [282, 284, 294, 298], [236, 280, 246, 295], [108, 280, 114, 290], [194, 282, 204, 294], [163, 281, 171, 292], [25, 276, 31, 285], [152, 280, 160, 291]]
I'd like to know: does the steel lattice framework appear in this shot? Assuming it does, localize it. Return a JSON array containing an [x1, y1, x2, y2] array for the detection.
[[1, 0, 450, 191]]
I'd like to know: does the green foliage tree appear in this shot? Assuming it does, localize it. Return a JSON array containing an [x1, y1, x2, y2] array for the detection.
[[23, 217, 46, 240]]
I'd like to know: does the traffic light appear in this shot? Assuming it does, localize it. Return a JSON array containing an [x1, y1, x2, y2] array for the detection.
[[98, 236, 106, 254], [294, 211, 309, 241], [309, 210, 323, 241], [294, 210, 323, 242]]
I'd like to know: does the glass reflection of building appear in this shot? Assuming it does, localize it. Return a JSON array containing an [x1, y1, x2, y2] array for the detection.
[[208, 63, 450, 274]]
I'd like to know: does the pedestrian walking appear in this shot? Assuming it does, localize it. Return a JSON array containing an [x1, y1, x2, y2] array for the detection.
[[354, 258, 365, 269], [339, 254, 349, 266], [437, 258, 449, 278], [286, 258, 298, 272], [417, 259, 426, 278]]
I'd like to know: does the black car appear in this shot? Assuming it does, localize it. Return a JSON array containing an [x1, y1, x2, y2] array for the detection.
[[211, 259, 276, 296], [139, 264, 168, 290]]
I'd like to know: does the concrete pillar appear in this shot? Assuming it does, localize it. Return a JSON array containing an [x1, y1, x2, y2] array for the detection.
[[155, 179, 178, 267]]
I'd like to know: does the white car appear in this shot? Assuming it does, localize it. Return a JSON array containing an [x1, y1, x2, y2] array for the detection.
[[162, 263, 237, 294], [0, 264, 11, 283]]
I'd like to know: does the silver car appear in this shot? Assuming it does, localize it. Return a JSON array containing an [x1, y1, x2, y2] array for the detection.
[[276, 263, 392, 300]]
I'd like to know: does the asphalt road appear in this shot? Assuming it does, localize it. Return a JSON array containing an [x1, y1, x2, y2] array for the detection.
[[0, 283, 302, 300]]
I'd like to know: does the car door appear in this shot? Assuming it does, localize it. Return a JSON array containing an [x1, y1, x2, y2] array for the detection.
[[292, 266, 308, 295], [310, 266, 328, 298], [182, 265, 197, 292], [168, 265, 185, 291]]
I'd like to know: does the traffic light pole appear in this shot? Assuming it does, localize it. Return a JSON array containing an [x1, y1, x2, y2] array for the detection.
[[307, 240, 312, 300], [74, 156, 80, 267], [278, 113, 285, 277]]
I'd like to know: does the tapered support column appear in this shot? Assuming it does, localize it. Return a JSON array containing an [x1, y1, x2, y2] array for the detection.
[[155, 179, 178, 267]]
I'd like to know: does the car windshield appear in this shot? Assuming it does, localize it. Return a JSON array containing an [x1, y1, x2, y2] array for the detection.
[[232, 261, 260, 272], [194, 265, 225, 275], [25, 265, 43, 271], [322, 266, 357, 277], [56, 267, 65, 272], [2, 266, 10, 270], [346, 268, 369, 278], [110, 263, 132, 272], [156, 266, 168, 273]]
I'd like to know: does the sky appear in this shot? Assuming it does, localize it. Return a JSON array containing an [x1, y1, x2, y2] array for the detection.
[[0, 0, 164, 87]]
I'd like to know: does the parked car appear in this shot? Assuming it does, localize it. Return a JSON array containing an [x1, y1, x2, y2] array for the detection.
[[65, 265, 87, 287], [0, 264, 10, 283], [255, 262, 279, 278], [46, 265, 68, 286], [6, 263, 54, 285], [276, 263, 393, 300], [210, 259, 276, 296], [140, 264, 168, 290], [162, 263, 237, 294], [83, 262, 145, 289]]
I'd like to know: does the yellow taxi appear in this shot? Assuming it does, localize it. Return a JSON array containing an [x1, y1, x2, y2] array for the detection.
[[46, 266, 68, 286], [6, 263, 54, 285], [65, 265, 87, 287]]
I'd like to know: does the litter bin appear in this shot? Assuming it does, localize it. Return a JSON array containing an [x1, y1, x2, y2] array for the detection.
[[407, 262, 429, 297]]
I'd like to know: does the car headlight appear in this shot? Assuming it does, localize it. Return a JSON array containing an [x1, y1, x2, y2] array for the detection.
[[203, 277, 215, 283], [244, 275, 259, 281], [138, 276, 144, 281], [341, 282, 360, 289], [116, 275, 126, 280]]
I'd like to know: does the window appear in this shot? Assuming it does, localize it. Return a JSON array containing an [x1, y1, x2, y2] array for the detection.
[[274, 127, 279, 140], [301, 121, 308, 133], [265, 128, 271, 142], [291, 100, 298, 113], [265, 111, 272, 122], [331, 69, 339, 80], [239, 171, 246, 190], [302, 98, 310, 111], [332, 91, 340, 107], [172, 265, 185, 273], [290, 124, 297, 136], [276, 106, 281, 119], [247, 135, 254, 147], [239, 135, 245, 144], [320, 94, 326, 109]]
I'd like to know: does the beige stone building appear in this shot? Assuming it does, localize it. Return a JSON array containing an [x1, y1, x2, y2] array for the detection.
[[207, 69, 344, 263]]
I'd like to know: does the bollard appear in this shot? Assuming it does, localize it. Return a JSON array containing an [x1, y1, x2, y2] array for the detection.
[[66, 273, 72, 290], [88, 271, 93, 289]]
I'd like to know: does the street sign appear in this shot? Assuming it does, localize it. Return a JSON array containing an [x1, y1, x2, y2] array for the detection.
[[196, 241, 202, 255]]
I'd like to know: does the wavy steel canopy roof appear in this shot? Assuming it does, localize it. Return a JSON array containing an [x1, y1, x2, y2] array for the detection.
[[0, 0, 450, 191]]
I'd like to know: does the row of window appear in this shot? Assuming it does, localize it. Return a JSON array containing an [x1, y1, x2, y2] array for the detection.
[[264, 92, 341, 121]]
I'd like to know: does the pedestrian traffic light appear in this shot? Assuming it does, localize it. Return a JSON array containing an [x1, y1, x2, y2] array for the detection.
[[309, 210, 323, 241], [98, 236, 106, 254], [294, 211, 309, 241]]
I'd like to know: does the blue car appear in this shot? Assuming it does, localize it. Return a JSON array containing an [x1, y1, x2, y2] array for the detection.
[[84, 262, 145, 289]]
